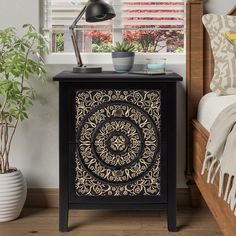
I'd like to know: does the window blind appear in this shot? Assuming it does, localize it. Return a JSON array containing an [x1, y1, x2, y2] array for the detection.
[[117, 0, 185, 30], [44, 0, 113, 31], [43, 0, 186, 53], [44, 0, 185, 30]]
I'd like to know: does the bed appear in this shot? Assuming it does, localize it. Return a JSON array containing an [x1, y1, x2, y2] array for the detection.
[[197, 93, 236, 131], [186, 1, 236, 235]]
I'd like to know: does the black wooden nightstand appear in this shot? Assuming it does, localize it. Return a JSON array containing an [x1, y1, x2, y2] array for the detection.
[[53, 71, 183, 232]]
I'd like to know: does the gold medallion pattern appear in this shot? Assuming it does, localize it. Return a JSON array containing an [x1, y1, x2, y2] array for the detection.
[[94, 119, 141, 166], [75, 90, 161, 196], [109, 135, 126, 152]]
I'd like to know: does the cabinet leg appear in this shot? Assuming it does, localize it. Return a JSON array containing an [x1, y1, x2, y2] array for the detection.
[[167, 203, 177, 232], [59, 207, 69, 232]]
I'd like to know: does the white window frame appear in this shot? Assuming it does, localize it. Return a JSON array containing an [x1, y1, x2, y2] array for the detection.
[[41, 0, 186, 65]]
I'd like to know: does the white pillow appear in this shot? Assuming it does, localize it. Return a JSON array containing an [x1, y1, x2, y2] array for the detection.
[[202, 14, 236, 95]]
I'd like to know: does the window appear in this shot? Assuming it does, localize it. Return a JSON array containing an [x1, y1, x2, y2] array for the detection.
[[43, 0, 186, 56]]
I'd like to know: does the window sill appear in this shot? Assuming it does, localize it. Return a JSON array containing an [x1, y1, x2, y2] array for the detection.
[[45, 52, 186, 65]]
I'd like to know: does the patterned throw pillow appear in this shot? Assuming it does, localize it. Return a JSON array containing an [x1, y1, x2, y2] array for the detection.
[[226, 31, 236, 47], [202, 14, 236, 95]]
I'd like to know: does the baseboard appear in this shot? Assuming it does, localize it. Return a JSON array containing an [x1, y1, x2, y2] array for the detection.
[[25, 188, 59, 208], [25, 188, 190, 208], [176, 188, 190, 207]]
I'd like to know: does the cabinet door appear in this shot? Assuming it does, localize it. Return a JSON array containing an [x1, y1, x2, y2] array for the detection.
[[70, 89, 167, 201]]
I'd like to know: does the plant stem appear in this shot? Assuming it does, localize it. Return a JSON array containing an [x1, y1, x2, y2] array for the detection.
[[5, 120, 17, 172], [2, 114, 9, 173]]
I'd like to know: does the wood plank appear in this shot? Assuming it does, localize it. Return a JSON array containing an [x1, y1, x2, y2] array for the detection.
[[192, 121, 236, 236], [0, 207, 222, 236], [186, 0, 204, 181]]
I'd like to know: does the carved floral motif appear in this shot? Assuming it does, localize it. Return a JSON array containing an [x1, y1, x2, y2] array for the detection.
[[75, 90, 161, 196]]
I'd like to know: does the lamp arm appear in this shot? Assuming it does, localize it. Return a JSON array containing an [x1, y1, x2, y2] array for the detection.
[[69, 2, 90, 66]]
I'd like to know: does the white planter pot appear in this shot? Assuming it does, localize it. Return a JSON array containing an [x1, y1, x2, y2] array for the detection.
[[0, 169, 27, 222], [112, 52, 135, 72]]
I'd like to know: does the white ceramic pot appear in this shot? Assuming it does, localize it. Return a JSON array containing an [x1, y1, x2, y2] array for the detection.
[[112, 52, 135, 72], [0, 169, 27, 222]]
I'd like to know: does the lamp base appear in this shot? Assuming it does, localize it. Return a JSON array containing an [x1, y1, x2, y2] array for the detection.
[[73, 66, 102, 73]]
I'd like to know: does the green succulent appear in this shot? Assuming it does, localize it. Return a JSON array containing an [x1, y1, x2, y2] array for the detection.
[[112, 41, 135, 52]]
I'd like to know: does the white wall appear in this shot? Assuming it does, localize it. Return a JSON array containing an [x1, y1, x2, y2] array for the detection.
[[1, 0, 234, 189]]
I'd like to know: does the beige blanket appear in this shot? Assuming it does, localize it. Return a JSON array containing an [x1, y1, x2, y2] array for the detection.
[[201, 103, 236, 215]]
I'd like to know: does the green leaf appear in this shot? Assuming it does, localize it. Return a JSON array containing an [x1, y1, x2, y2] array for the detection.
[[23, 24, 30, 28], [8, 116, 12, 122], [0, 24, 48, 127]]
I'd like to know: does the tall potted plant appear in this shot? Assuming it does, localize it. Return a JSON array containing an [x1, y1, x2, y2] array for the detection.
[[0, 25, 48, 222], [112, 41, 135, 73]]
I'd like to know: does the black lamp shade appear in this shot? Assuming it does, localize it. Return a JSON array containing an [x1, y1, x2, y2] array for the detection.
[[86, 0, 116, 22]]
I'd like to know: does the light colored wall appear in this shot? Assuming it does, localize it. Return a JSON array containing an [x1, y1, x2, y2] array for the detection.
[[2, 0, 234, 189], [0, 0, 39, 31]]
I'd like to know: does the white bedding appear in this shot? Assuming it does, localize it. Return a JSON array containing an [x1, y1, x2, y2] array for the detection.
[[197, 92, 236, 131]]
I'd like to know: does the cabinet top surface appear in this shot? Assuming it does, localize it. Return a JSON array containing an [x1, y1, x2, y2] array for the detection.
[[53, 71, 182, 83]]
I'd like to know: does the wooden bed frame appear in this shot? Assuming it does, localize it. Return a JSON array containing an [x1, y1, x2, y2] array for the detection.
[[186, 1, 236, 235]]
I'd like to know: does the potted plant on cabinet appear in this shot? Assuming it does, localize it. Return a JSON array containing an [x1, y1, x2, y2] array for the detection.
[[112, 41, 135, 72], [0, 25, 48, 222]]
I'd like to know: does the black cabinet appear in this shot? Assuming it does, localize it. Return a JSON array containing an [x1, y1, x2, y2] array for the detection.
[[53, 71, 182, 233]]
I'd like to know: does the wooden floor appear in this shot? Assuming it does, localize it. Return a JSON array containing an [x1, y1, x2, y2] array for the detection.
[[0, 207, 222, 236]]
